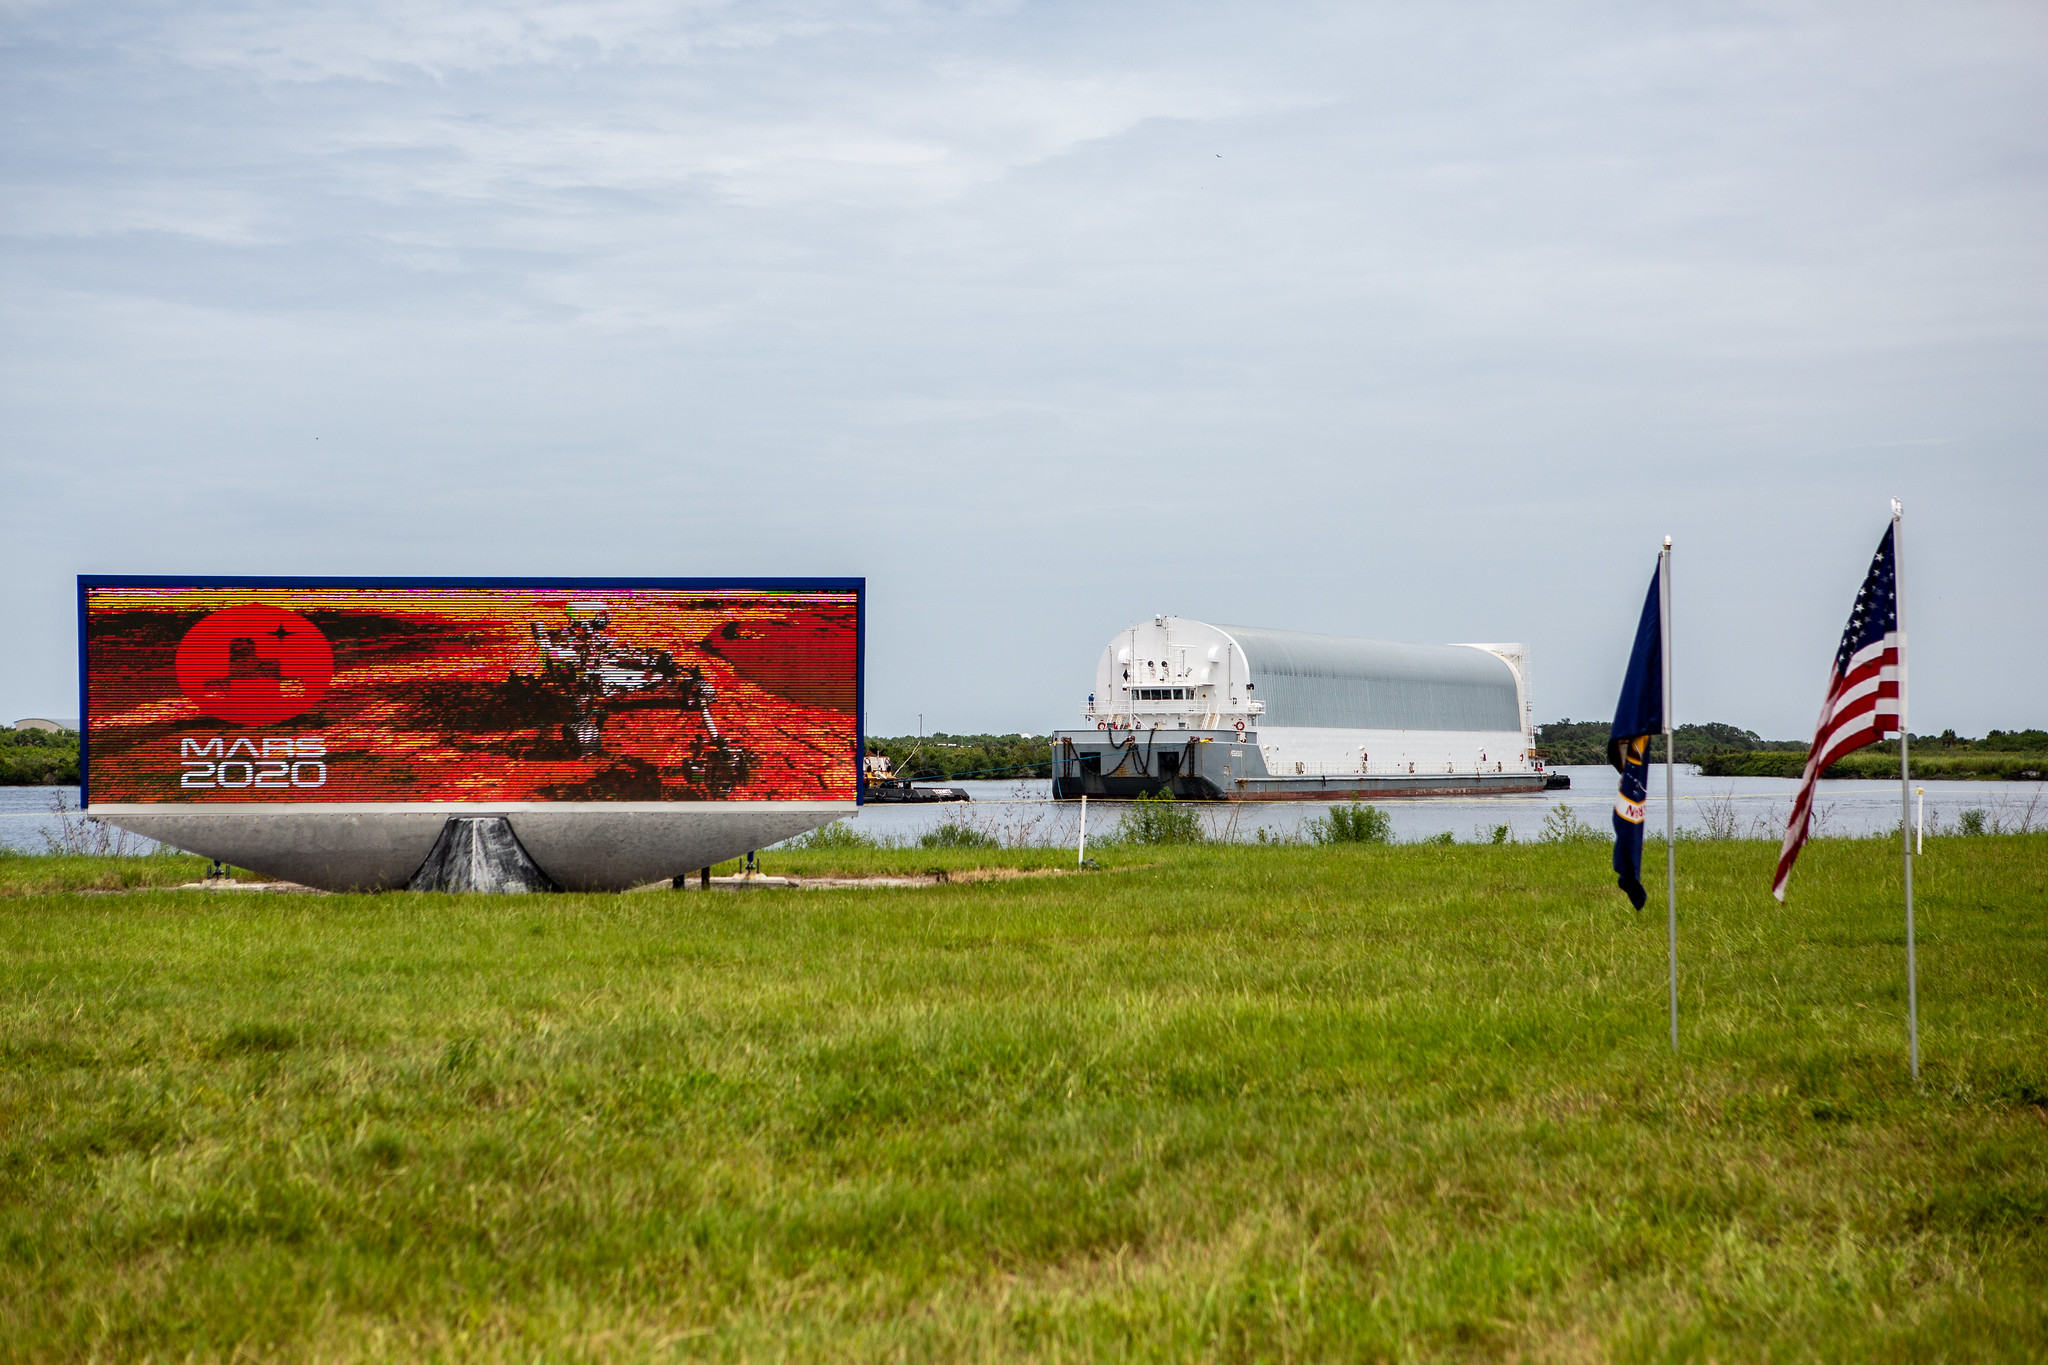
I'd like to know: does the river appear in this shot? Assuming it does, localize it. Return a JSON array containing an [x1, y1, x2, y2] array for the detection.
[[4, 767, 2042, 856]]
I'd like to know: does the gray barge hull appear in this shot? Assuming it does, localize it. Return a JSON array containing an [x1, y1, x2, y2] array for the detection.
[[1050, 731, 1547, 801]]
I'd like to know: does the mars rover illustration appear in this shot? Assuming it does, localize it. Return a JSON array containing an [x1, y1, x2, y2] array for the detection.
[[526, 604, 752, 789]]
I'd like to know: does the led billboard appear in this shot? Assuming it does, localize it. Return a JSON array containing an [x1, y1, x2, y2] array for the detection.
[[81, 579, 863, 809]]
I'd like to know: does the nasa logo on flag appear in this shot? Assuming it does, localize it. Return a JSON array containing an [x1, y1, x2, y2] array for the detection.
[[1608, 562, 1665, 913]]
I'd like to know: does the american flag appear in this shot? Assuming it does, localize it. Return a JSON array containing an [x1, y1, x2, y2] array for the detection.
[[1772, 525, 1901, 900]]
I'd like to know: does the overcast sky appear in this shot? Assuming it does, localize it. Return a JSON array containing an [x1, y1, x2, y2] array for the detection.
[[3, 0, 2043, 738]]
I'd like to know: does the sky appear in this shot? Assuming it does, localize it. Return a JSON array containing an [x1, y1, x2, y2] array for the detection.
[[3, 0, 2044, 739]]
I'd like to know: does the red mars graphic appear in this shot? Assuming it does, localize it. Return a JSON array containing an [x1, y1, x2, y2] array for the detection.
[[174, 604, 335, 725]]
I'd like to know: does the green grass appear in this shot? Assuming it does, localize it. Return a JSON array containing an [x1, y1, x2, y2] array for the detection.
[[705, 843, 1124, 879], [2, 836, 2045, 1360], [0, 850, 266, 896]]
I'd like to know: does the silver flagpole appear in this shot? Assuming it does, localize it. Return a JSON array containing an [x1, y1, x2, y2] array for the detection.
[[1662, 536, 1677, 1054], [1894, 498, 1918, 1081]]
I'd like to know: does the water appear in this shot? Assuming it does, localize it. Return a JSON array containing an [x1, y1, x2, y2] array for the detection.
[[0, 787, 166, 854], [834, 766, 2046, 847], [4, 769, 2041, 856], [0, 787, 76, 852]]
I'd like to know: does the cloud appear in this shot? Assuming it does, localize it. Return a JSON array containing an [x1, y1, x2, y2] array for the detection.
[[2, 1, 2044, 733], [124, 0, 850, 83]]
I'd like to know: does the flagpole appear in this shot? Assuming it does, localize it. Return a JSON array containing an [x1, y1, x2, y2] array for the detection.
[[1661, 536, 1677, 1055], [1894, 498, 1918, 1081]]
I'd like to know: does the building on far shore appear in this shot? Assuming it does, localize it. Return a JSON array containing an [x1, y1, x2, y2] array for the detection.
[[10, 718, 78, 733]]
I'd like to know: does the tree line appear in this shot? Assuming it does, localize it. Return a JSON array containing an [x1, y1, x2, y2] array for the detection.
[[5, 721, 2039, 788], [1537, 719, 2046, 781], [0, 728, 79, 786], [866, 734, 1052, 781], [1533, 720, 1807, 766]]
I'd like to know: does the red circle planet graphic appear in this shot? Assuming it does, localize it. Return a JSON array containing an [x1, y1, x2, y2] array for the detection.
[[174, 604, 335, 725]]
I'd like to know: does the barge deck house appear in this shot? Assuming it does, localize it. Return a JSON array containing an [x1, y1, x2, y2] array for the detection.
[[1052, 617, 1547, 800]]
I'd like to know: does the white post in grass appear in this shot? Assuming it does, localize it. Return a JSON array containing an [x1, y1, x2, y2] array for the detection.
[[1078, 794, 1088, 865], [1916, 787, 1925, 855], [1661, 536, 1678, 1055], [1895, 497, 1919, 1082]]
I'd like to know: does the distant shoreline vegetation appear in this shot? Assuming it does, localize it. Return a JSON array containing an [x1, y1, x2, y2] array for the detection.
[[0, 728, 79, 786], [1691, 747, 2048, 781], [4, 723, 2041, 788], [866, 733, 1051, 781], [0, 729, 1059, 787], [1534, 719, 1809, 766], [1537, 720, 2047, 781]]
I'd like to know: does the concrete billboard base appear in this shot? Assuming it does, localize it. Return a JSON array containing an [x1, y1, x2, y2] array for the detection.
[[409, 818, 557, 894], [508, 806, 849, 892], [90, 802, 852, 893]]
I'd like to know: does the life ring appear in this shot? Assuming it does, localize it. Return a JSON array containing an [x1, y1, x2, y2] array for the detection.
[[1097, 720, 1107, 730], [1233, 720, 1245, 735]]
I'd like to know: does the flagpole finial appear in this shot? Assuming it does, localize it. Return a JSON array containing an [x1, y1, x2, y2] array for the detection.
[[1891, 497, 1903, 521], [1663, 535, 1672, 548]]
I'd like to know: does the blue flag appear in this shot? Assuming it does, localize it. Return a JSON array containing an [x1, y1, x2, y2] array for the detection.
[[1608, 563, 1664, 910]]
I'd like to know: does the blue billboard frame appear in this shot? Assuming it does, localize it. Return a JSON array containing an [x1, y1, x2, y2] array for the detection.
[[76, 575, 866, 810]]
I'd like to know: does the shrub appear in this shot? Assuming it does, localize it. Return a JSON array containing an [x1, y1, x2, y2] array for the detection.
[[1114, 791, 1204, 846], [787, 821, 879, 850], [1422, 830, 1455, 846], [919, 823, 997, 849], [38, 796, 155, 857], [1538, 805, 1607, 844], [0, 727, 80, 786], [1695, 791, 1741, 840], [1309, 803, 1393, 845], [1958, 809, 1988, 837]]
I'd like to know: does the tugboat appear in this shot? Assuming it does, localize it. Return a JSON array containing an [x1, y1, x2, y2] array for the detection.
[[1529, 749, 1571, 789], [861, 752, 969, 804]]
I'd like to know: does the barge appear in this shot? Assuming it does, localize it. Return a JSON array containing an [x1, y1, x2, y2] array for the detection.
[[1052, 617, 1549, 801]]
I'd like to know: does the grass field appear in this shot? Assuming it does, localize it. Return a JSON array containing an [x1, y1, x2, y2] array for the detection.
[[0, 851, 266, 896], [2, 835, 2044, 1361]]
